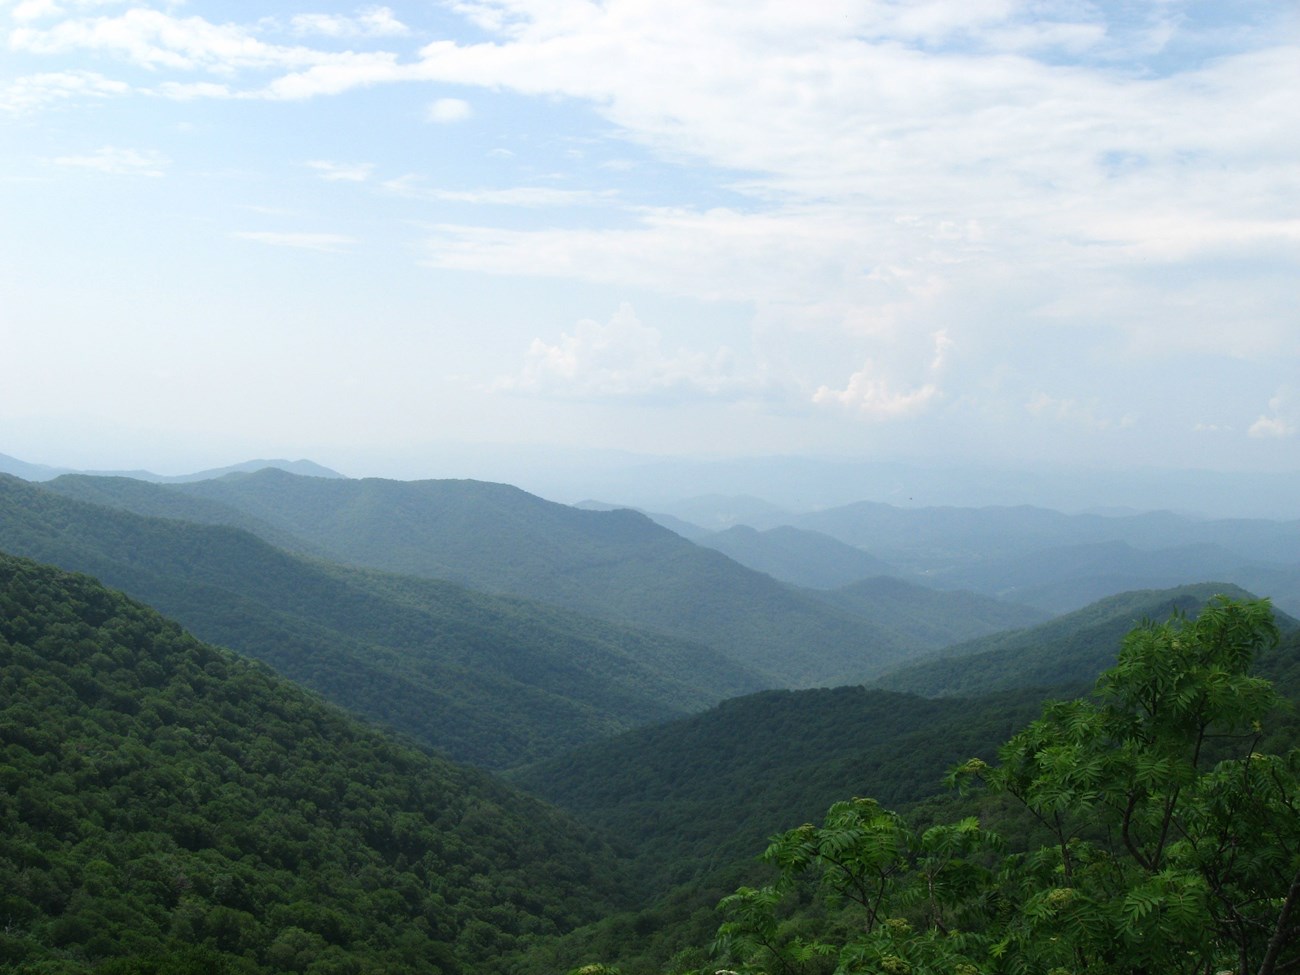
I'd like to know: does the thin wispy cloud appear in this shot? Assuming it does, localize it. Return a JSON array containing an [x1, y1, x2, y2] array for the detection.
[[52, 145, 169, 176], [385, 175, 614, 208], [230, 231, 357, 253], [307, 160, 375, 182], [1, 69, 128, 113], [290, 7, 409, 39], [496, 303, 767, 402]]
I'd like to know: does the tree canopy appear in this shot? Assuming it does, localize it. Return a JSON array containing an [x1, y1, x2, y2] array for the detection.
[[702, 597, 1300, 975]]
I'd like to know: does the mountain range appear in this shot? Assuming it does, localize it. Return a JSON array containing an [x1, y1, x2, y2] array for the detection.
[[4, 450, 1300, 975]]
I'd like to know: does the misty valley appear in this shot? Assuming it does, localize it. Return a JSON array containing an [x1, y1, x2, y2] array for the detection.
[[3, 458, 1300, 975]]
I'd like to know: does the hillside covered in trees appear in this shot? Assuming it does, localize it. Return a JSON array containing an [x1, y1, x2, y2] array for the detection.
[[5, 460, 1300, 975], [0, 552, 634, 973], [0, 474, 763, 768]]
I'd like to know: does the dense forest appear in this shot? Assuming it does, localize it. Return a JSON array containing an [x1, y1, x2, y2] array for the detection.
[[0, 552, 633, 973], [4, 463, 1300, 974]]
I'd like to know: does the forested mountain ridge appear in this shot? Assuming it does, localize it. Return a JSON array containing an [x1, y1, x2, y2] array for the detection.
[[102, 469, 932, 686], [513, 601, 1300, 975], [0, 551, 633, 973], [692, 598, 1300, 975], [45, 473, 333, 558], [0, 475, 763, 767], [509, 684, 1051, 893], [871, 582, 1295, 698]]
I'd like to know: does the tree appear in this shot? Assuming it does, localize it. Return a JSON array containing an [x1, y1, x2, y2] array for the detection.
[[708, 597, 1300, 975]]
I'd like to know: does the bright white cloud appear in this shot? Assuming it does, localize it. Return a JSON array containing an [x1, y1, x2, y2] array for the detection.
[[290, 7, 409, 38], [426, 97, 472, 123], [1249, 388, 1298, 439], [230, 231, 357, 252], [9, 8, 396, 79], [0, 69, 129, 113], [51, 145, 169, 176], [12, 0, 131, 23], [495, 302, 763, 401]]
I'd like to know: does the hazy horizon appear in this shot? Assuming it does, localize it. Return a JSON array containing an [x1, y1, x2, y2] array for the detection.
[[4, 2, 1298, 487], [5, 444, 1300, 522]]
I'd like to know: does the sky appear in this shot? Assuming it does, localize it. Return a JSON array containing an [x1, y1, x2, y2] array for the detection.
[[2, 0, 1298, 485]]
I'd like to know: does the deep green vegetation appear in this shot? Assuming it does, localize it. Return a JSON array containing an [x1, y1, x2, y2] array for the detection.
[[871, 582, 1289, 698], [0, 474, 762, 768], [511, 686, 1051, 895], [508, 592, 1300, 975], [505, 686, 1058, 975], [11, 463, 1300, 975], [694, 597, 1300, 975], [0, 551, 634, 974]]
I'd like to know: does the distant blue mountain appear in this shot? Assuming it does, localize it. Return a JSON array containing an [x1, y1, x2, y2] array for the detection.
[[0, 452, 345, 482]]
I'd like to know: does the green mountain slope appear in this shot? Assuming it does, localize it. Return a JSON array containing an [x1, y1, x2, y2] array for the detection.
[[0, 551, 631, 973], [0, 475, 762, 768], [507, 600, 1300, 975], [871, 582, 1288, 697], [160, 470, 925, 686], [695, 524, 896, 589], [509, 684, 1050, 895], [812, 575, 1049, 650], [45, 472, 329, 558]]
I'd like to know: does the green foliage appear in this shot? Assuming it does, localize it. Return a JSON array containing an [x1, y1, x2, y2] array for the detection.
[[702, 597, 1300, 975], [510, 685, 1047, 896], [0, 551, 632, 973], [873, 582, 1288, 698]]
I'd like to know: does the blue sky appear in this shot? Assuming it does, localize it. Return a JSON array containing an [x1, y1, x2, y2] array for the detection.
[[2, 0, 1297, 481]]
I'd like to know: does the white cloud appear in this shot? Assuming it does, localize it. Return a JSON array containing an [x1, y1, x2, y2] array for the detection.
[[813, 329, 951, 418], [230, 231, 357, 252], [384, 175, 613, 207], [7, 0, 1298, 447], [0, 70, 129, 113], [290, 7, 409, 38], [51, 145, 169, 176], [9, 8, 399, 85], [258, 52, 405, 100], [1249, 388, 1298, 439], [426, 97, 473, 123], [307, 160, 375, 182], [495, 303, 763, 401], [12, 0, 132, 23]]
